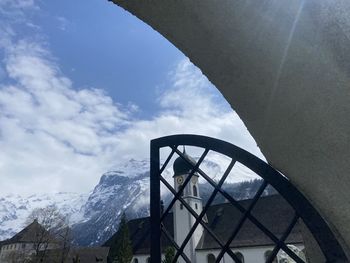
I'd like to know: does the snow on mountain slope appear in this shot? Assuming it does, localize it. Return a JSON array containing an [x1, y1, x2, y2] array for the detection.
[[0, 192, 88, 240], [70, 157, 260, 246], [72, 163, 150, 246], [0, 157, 261, 245]]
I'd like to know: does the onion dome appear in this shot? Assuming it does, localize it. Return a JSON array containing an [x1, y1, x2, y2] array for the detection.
[[173, 147, 197, 176]]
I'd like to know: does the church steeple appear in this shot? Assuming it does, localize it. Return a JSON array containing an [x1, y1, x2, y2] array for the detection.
[[173, 148, 203, 263]]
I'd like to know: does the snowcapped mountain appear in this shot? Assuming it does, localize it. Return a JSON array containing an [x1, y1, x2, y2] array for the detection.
[[71, 162, 151, 246], [0, 159, 152, 244], [0, 192, 88, 241], [0, 157, 263, 246]]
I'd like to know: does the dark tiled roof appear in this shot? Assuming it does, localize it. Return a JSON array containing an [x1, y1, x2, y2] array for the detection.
[[197, 194, 303, 250], [39, 247, 110, 263], [104, 214, 174, 255], [1, 220, 52, 244], [105, 195, 304, 254]]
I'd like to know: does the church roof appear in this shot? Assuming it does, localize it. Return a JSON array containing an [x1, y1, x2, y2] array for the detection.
[[104, 214, 174, 255], [196, 194, 303, 250], [104, 194, 304, 255]]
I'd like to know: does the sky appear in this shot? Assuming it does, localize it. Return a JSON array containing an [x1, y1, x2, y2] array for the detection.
[[0, 0, 263, 196]]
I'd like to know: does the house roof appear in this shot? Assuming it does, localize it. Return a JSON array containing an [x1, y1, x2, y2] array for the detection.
[[1, 220, 53, 244], [104, 194, 304, 255]]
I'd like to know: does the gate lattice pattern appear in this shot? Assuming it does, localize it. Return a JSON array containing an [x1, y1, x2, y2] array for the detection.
[[150, 135, 347, 263]]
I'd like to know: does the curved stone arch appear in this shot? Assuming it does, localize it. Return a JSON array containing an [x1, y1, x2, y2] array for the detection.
[[150, 134, 348, 262], [110, 0, 350, 257]]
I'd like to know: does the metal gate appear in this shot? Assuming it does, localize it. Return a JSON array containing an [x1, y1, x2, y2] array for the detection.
[[150, 134, 347, 263]]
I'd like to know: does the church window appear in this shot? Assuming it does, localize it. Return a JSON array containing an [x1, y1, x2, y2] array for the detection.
[[264, 250, 277, 263], [235, 252, 244, 263], [195, 203, 198, 209], [193, 185, 198, 197], [180, 204, 183, 210], [133, 258, 139, 263], [207, 253, 215, 263]]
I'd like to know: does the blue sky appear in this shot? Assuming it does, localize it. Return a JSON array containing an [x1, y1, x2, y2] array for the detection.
[[0, 0, 262, 195], [22, 0, 182, 118]]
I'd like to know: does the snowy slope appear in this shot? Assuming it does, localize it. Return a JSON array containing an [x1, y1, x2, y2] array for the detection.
[[0, 157, 261, 245], [0, 192, 88, 240]]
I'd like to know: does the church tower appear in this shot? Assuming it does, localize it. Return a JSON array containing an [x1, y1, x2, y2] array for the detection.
[[173, 149, 203, 263]]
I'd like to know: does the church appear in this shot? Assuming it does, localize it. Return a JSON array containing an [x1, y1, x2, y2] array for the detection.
[[105, 151, 307, 263]]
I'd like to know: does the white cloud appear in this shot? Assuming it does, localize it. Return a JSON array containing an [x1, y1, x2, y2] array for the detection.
[[115, 59, 263, 161], [0, 39, 133, 195], [0, 3, 263, 195], [55, 16, 70, 31], [0, 0, 35, 9], [0, 43, 262, 195]]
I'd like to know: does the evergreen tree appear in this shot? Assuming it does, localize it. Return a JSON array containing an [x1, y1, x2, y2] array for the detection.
[[162, 247, 175, 263], [113, 213, 133, 263]]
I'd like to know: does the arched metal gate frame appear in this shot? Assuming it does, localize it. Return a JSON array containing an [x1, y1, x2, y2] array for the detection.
[[150, 134, 348, 263]]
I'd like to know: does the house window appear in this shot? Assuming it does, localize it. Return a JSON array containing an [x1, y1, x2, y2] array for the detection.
[[207, 253, 215, 263], [133, 258, 139, 263], [22, 243, 25, 249], [193, 185, 198, 197], [180, 204, 183, 210], [235, 252, 244, 263]]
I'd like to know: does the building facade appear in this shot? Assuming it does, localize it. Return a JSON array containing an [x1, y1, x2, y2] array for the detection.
[[0, 220, 58, 263], [0, 220, 109, 263]]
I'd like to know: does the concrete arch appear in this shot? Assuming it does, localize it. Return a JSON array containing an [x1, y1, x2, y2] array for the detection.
[[109, 0, 350, 256]]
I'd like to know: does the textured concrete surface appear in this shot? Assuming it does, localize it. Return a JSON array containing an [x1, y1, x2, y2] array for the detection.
[[110, 0, 350, 257]]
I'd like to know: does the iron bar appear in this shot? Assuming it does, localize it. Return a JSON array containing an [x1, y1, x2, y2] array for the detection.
[[266, 213, 303, 263], [215, 180, 268, 263], [159, 176, 241, 262], [161, 224, 191, 263], [150, 142, 161, 263], [172, 159, 236, 262], [160, 148, 209, 222]]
